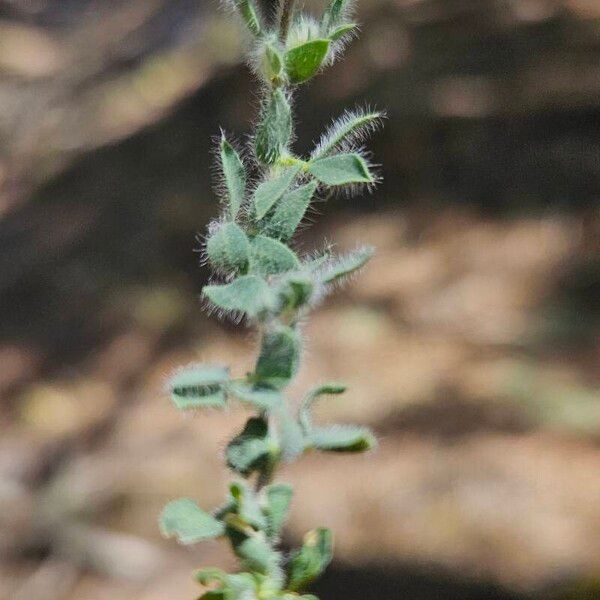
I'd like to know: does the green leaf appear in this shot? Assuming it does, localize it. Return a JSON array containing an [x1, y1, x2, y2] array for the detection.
[[275, 271, 315, 312], [169, 365, 229, 410], [320, 0, 352, 34], [320, 246, 373, 284], [309, 424, 376, 452], [264, 484, 293, 538], [253, 166, 300, 220], [226, 417, 274, 476], [255, 325, 301, 388], [250, 235, 300, 276], [195, 568, 227, 586], [308, 383, 347, 396], [330, 22, 358, 41], [220, 137, 246, 219], [287, 528, 333, 591], [259, 181, 317, 241], [227, 380, 282, 410], [285, 39, 331, 84], [254, 89, 292, 164], [299, 383, 346, 432], [278, 411, 307, 461], [203, 275, 275, 319], [205, 221, 250, 274], [312, 109, 383, 159], [308, 153, 373, 186], [159, 498, 225, 545], [224, 573, 259, 599], [235, 0, 262, 36], [230, 481, 267, 530], [234, 532, 282, 577]]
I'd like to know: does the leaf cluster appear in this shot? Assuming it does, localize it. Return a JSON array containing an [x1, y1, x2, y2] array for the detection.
[[160, 2, 383, 598]]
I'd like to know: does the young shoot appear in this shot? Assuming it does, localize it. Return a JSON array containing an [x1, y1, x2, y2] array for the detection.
[[160, 1, 383, 598]]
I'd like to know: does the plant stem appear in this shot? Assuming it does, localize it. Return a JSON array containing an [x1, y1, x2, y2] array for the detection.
[[279, 0, 296, 43]]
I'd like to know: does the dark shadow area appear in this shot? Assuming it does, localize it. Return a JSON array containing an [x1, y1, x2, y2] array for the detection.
[[377, 393, 531, 441], [313, 562, 531, 600]]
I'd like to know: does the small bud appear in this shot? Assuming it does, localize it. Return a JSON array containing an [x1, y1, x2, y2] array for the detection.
[[275, 272, 314, 312], [254, 88, 292, 165], [229, 481, 267, 529], [287, 528, 333, 591], [263, 42, 284, 83]]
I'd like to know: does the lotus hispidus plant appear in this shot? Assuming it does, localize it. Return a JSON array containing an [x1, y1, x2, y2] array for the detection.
[[159, 1, 384, 598]]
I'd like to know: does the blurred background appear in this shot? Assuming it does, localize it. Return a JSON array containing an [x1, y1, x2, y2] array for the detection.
[[0, 0, 599, 598]]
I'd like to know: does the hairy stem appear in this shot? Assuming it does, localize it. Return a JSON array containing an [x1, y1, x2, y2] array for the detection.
[[278, 0, 296, 43]]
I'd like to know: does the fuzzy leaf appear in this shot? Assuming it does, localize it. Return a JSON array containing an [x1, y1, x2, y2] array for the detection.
[[206, 221, 250, 273], [250, 235, 300, 276], [225, 573, 259, 599], [275, 271, 315, 312], [253, 166, 300, 220], [287, 528, 333, 591], [308, 153, 373, 186], [299, 383, 346, 431], [195, 568, 227, 586], [169, 365, 229, 410], [330, 22, 358, 41], [320, 247, 373, 284], [285, 39, 331, 84], [255, 325, 301, 388], [203, 275, 275, 318], [278, 411, 308, 462], [235, 0, 262, 36], [254, 89, 292, 164], [312, 109, 383, 159], [220, 138, 246, 219], [264, 484, 293, 538], [308, 383, 347, 396], [310, 424, 376, 452], [230, 481, 267, 530], [259, 181, 317, 241], [226, 417, 273, 476], [231, 531, 282, 577], [227, 380, 282, 410], [320, 0, 352, 34], [160, 498, 225, 545]]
